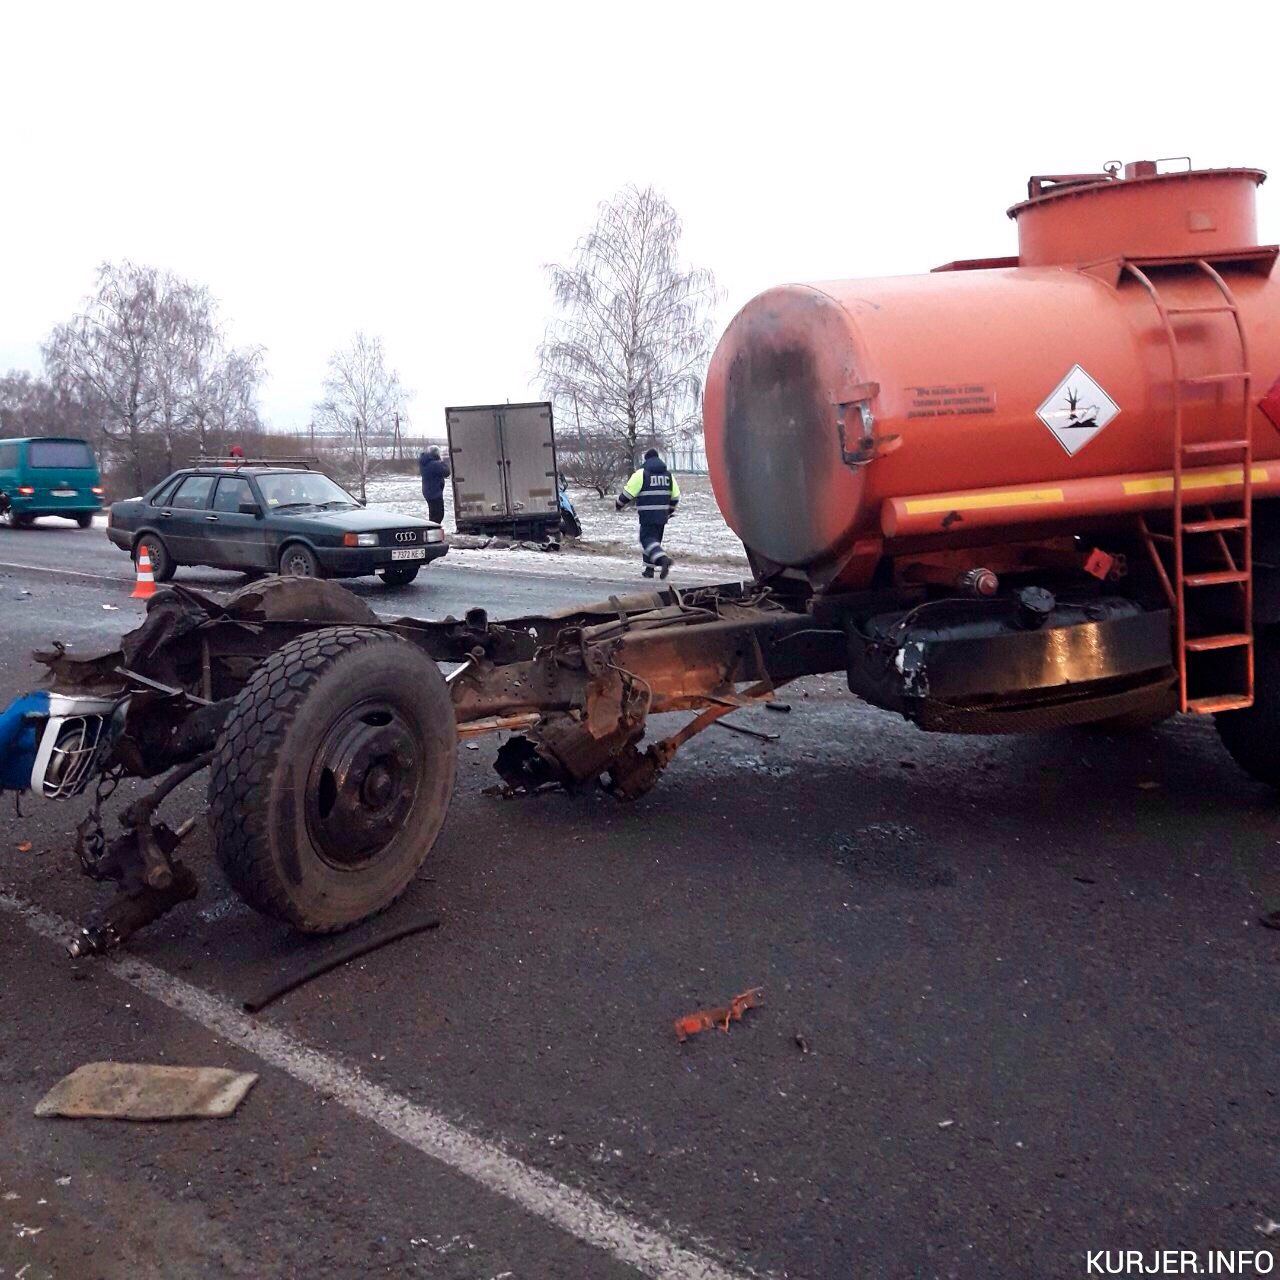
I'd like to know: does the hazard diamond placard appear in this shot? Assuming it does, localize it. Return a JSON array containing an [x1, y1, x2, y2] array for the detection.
[[1036, 365, 1120, 456]]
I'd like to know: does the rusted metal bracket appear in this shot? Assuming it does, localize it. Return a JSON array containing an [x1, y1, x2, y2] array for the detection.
[[456, 713, 540, 739], [709, 719, 780, 743], [834, 383, 899, 467], [116, 666, 213, 707], [597, 678, 789, 800]]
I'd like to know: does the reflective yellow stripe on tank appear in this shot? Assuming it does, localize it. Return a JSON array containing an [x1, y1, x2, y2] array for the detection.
[[1122, 466, 1267, 495], [902, 487, 1065, 516]]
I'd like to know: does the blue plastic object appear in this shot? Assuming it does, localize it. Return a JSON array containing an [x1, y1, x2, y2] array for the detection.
[[557, 475, 578, 519], [0, 690, 48, 792]]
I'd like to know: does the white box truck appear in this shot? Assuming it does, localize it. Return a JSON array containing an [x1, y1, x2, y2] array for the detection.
[[444, 402, 562, 539]]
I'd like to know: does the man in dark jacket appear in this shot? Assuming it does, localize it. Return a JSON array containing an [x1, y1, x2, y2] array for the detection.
[[418, 447, 450, 524], [616, 448, 680, 578]]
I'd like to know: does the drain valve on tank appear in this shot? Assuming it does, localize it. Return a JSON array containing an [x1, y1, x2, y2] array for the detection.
[[959, 567, 1000, 597]]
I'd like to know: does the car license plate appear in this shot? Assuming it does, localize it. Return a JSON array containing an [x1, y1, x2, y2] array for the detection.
[[52, 488, 77, 497], [391, 548, 425, 561]]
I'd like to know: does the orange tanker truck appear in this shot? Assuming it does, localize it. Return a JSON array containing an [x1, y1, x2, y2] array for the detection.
[[8, 157, 1280, 952], [704, 157, 1280, 776]]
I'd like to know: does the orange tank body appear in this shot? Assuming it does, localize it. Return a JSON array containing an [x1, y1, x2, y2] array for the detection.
[[704, 162, 1280, 590]]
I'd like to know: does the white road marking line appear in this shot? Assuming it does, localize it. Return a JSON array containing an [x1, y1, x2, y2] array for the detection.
[[0, 891, 759, 1280], [0, 561, 126, 584], [0, 556, 643, 594], [0, 552, 728, 593]]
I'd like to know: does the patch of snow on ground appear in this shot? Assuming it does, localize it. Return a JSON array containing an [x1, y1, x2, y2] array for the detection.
[[440, 544, 738, 585], [362, 472, 749, 577]]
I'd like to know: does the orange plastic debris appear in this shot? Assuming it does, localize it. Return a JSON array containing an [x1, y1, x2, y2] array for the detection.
[[673, 987, 763, 1042]]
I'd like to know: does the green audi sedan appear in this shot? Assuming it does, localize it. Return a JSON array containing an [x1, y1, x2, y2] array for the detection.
[[107, 463, 447, 587]]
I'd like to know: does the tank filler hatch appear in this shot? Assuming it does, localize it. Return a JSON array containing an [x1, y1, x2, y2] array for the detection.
[[1007, 158, 1269, 268]]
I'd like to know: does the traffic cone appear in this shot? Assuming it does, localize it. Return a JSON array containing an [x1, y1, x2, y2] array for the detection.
[[131, 546, 156, 599]]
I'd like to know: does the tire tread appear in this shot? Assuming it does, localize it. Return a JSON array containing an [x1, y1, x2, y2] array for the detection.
[[208, 626, 422, 931]]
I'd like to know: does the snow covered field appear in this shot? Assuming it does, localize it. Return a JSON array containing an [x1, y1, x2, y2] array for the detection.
[[362, 472, 749, 583]]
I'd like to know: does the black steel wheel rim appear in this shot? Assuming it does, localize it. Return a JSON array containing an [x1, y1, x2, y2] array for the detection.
[[304, 700, 423, 870], [282, 548, 313, 576], [139, 539, 163, 575]]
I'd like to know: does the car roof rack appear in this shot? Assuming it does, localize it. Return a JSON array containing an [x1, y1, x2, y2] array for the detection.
[[190, 456, 318, 470]]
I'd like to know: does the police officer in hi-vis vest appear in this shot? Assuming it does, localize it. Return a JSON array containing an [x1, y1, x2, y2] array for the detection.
[[616, 448, 680, 578]]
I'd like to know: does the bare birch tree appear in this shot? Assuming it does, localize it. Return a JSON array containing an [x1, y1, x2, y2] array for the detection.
[[207, 346, 265, 447], [181, 285, 224, 457], [537, 186, 718, 488], [151, 280, 203, 475], [187, 301, 265, 456], [313, 333, 405, 501], [0, 371, 106, 442], [44, 261, 265, 487], [45, 262, 165, 491], [559, 434, 624, 497]]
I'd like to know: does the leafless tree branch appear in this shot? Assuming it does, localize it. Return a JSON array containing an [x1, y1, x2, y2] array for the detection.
[[41, 261, 265, 491], [313, 332, 406, 501], [537, 185, 719, 493]]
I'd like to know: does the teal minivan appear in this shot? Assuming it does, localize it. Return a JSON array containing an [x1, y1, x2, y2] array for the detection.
[[0, 437, 104, 528]]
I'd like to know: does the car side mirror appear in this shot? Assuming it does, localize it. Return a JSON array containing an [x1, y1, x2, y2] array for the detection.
[[238, 502, 263, 517]]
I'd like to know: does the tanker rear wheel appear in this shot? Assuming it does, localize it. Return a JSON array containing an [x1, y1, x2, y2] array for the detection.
[[208, 625, 456, 932], [1215, 629, 1280, 789]]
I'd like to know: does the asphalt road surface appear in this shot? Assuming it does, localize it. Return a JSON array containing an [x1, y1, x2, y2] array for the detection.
[[0, 516, 678, 616], [1, 522, 1277, 1280]]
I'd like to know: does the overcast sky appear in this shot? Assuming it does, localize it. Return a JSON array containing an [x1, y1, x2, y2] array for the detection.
[[3, 1, 1277, 433]]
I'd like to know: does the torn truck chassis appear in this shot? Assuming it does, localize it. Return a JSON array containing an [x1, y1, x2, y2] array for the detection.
[[45, 579, 846, 795], [32, 568, 1174, 951], [34, 579, 846, 949]]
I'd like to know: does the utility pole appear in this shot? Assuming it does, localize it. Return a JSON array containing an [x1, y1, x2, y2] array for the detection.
[[647, 377, 658, 466], [354, 413, 366, 501]]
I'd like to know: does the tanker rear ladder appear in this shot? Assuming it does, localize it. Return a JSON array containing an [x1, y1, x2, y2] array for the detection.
[[1124, 257, 1255, 714]]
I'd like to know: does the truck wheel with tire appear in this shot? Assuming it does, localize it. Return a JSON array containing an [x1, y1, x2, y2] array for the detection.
[[377, 564, 420, 587], [279, 542, 323, 578], [133, 533, 176, 582], [208, 626, 456, 932], [1216, 628, 1280, 788], [76, 512, 94, 529]]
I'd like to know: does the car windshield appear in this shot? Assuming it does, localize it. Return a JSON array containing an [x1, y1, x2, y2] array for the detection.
[[255, 472, 359, 511]]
